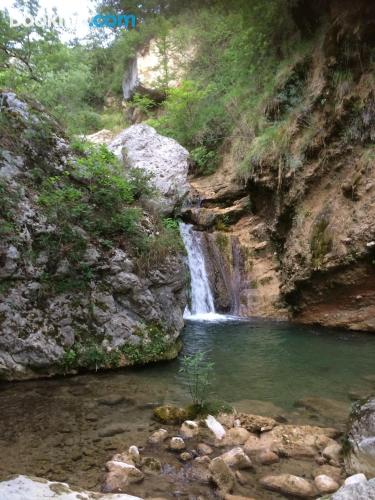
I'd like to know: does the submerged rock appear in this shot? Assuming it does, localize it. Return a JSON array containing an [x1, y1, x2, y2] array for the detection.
[[148, 428, 169, 444], [180, 420, 199, 439], [209, 457, 235, 494], [153, 405, 191, 425], [219, 447, 252, 470], [169, 437, 186, 451], [103, 459, 144, 493], [0, 475, 141, 499], [260, 474, 316, 498]]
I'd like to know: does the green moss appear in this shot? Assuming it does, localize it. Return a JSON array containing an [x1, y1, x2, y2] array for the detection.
[[153, 405, 194, 424], [310, 217, 333, 268]]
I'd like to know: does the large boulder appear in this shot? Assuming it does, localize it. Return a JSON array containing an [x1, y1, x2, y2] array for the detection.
[[0, 475, 141, 499], [345, 398, 375, 477], [330, 477, 375, 499], [109, 124, 189, 214]]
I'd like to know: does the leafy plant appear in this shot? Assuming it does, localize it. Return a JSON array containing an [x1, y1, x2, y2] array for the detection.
[[191, 146, 218, 176], [179, 351, 214, 408]]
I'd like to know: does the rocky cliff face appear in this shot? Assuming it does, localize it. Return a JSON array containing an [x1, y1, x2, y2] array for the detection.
[[183, 1, 375, 330], [0, 92, 188, 380]]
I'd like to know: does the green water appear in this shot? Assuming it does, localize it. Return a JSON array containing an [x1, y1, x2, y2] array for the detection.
[[1, 318, 375, 489]]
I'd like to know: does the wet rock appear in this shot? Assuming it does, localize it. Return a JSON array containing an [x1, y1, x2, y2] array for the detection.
[[153, 405, 190, 425], [314, 474, 339, 494], [98, 424, 128, 438], [209, 457, 235, 494], [141, 457, 162, 474], [217, 413, 236, 429], [238, 413, 277, 433], [148, 428, 168, 444], [224, 496, 256, 500], [313, 464, 342, 484], [0, 475, 142, 499], [344, 473, 367, 486], [180, 420, 199, 439], [180, 452, 192, 461], [260, 474, 316, 498], [235, 470, 248, 485], [98, 395, 125, 406], [331, 477, 375, 499], [190, 461, 211, 483], [345, 398, 375, 477], [169, 437, 186, 451], [246, 424, 339, 458], [219, 447, 252, 470], [323, 442, 342, 464], [197, 443, 213, 455], [221, 427, 250, 446], [128, 446, 140, 464], [103, 460, 144, 492], [195, 455, 211, 465], [258, 449, 279, 465]]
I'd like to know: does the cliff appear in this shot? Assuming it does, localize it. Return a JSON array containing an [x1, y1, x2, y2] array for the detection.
[[0, 91, 188, 380]]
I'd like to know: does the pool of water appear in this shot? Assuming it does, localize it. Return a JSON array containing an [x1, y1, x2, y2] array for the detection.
[[1, 319, 375, 490]]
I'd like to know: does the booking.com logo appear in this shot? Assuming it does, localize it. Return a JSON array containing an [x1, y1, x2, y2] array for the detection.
[[90, 13, 136, 29]]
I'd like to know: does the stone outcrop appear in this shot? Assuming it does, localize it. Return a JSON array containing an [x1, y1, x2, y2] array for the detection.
[[345, 398, 375, 477], [0, 475, 141, 499], [0, 92, 187, 380], [109, 124, 190, 214]]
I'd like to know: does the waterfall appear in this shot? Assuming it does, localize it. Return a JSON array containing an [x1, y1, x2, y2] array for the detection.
[[179, 223, 219, 320]]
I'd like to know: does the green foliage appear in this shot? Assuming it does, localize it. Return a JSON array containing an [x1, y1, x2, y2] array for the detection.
[[132, 93, 157, 114], [179, 351, 214, 408], [310, 216, 333, 268], [191, 146, 218, 175]]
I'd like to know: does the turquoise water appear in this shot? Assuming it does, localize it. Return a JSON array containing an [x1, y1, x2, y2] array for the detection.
[[134, 318, 375, 410], [1, 318, 375, 489]]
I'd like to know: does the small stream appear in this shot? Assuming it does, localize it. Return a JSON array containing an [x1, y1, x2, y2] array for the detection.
[[1, 318, 375, 491]]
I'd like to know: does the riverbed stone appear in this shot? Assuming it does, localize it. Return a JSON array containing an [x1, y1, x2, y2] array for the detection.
[[238, 413, 277, 433], [260, 474, 316, 498], [153, 405, 190, 425], [323, 442, 342, 464], [258, 449, 279, 465], [169, 437, 186, 451], [197, 443, 213, 455], [98, 424, 128, 438], [103, 460, 144, 492], [180, 452, 193, 461], [221, 427, 251, 446], [219, 447, 252, 470], [209, 457, 235, 493], [0, 475, 142, 499], [148, 428, 169, 444], [313, 464, 343, 484], [141, 457, 162, 474], [180, 420, 199, 439], [314, 474, 339, 494], [235, 470, 248, 485]]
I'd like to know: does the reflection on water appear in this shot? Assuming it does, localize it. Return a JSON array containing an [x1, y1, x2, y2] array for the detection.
[[1, 318, 375, 489]]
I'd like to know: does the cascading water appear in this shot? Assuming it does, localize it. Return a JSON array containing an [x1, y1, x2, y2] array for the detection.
[[179, 222, 225, 321]]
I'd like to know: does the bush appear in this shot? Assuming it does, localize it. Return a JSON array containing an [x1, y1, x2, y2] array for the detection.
[[191, 146, 218, 175], [179, 351, 214, 408]]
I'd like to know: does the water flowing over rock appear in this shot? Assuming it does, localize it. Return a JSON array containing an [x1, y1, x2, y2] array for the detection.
[[179, 223, 217, 318], [109, 124, 189, 214]]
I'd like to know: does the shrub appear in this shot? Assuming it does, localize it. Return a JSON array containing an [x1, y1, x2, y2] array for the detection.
[[191, 146, 218, 175], [179, 351, 215, 408]]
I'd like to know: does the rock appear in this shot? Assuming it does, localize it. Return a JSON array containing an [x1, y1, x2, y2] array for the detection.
[[225, 496, 256, 500], [86, 129, 114, 145], [128, 446, 140, 464], [313, 464, 342, 484], [235, 470, 248, 485], [331, 477, 375, 499], [0, 475, 142, 499], [245, 424, 339, 458], [103, 460, 144, 492], [345, 398, 375, 477], [238, 413, 277, 433], [148, 429, 169, 444], [314, 474, 339, 494], [260, 474, 316, 498], [197, 443, 213, 455], [209, 457, 235, 494], [141, 457, 162, 474], [344, 473, 367, 486], [153, 405, 190, 425], [169, 437, 186, 451], [98, 394, 126, 406], [195, 456, 211, 465], [180, 420, 199, 439], [109, 124, 189, 213], [98, 424, 128, 438], [258, 450, 279, 465], [180, 452, 192, 461], [190, 461, 211, 483], [323, 442, 342, 464], [205, 414, 226, 440], [217, 413, 236, 428], [295, 397, 350, 424], [221, 427, 250, 446], [219, 447, 252, 470]]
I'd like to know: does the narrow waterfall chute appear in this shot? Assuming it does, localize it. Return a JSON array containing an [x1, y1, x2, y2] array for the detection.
[[179, 222, 227, 321]]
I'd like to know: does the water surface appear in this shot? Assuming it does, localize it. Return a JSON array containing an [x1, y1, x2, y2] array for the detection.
[[1, 319, 375, 490]]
